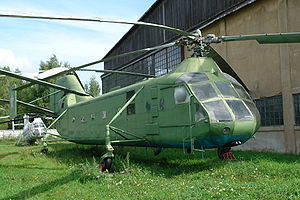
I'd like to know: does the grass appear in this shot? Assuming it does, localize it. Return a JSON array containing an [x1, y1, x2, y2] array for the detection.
[[0, 141, 300, 200]]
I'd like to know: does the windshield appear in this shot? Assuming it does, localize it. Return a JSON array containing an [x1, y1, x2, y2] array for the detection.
[[176, 72, 209, 83], [226, 100, 253, 121], [191, 83, 219, 101], [233, 84, 251, 100], [244, 101, 261, 123], [203, 100, 232, 122], [215, 82, 239, 98]]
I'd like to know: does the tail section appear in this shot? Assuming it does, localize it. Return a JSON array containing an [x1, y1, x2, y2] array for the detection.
[[50, 74, 92, 114]]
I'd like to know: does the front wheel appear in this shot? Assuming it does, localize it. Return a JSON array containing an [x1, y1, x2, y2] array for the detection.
[[217, 147, 231, 160], [100, 157, 112, 172]]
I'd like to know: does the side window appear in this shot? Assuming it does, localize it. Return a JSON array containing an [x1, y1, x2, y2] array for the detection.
[[195, 103, 206, 121], [126, 90, 136, 115]]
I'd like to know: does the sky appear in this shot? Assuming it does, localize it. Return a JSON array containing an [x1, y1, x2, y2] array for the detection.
[[0, 0, 156, 87]]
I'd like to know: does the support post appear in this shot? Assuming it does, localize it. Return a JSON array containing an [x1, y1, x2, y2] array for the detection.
[[100, 87, 144, 163], [278, 0, 296, 154]]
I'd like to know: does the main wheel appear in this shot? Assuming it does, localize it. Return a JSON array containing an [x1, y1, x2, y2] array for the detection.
[[40, 148, 48, 154], [100, 157, 112, 172], [217, 147, 231, 160]]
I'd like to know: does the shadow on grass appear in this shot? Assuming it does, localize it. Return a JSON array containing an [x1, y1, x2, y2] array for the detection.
[[46, 143, 300, 177], [45, 143, 227, 177], [0, 163, 64, 171], [0, 152, 18, 160], [0, 171, 78, 200]]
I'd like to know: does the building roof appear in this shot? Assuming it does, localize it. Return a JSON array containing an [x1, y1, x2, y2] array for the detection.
[[103, 0, 257, 69]]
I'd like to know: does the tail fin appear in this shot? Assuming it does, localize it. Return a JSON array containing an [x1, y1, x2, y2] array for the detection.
[[50, 74, 92, 114]]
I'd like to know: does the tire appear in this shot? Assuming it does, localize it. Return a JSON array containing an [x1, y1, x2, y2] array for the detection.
[[186, 148, 192, 154], [41, 148, 48, 154], [217, 147, 231, 160], [100, 157, 112, 172]]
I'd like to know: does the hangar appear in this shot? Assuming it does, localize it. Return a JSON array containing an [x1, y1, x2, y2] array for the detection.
[[101, 0, 300, 154]]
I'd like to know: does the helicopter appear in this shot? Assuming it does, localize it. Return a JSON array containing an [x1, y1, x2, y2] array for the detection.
[[0, 12, 299, 172], [15, 114, 47, 146]]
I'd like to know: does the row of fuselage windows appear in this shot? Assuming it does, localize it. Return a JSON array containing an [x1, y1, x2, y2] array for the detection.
[[72, 90, 137, 123], [71, 108, 134, 123], [254, 94, 300, 126]]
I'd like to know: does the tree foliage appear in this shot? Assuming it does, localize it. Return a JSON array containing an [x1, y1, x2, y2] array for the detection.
[[0, 55, 69, 129], [84, 76, 101, 97]]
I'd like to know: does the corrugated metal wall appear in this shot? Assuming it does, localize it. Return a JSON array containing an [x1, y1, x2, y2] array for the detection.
[[104, 0, 250, 70]]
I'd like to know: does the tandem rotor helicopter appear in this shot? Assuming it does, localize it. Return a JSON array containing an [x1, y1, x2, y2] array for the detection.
[[0, 12, 300, 172]]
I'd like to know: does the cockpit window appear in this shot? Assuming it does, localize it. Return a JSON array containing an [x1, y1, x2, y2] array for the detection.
[[195, 103, 206, 121], [203, 100, 232, 122], [222, 73, 242, 86], [176, 72, 209, 83], [233, 84, 251, 100], [226, 100, 253, 121], [191, 83, 219, 101], [215, 82, 239, 98], [244, 101, 261, 123]]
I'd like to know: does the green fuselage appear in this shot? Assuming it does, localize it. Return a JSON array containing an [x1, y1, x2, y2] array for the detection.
[[55, 57, 260, 150]]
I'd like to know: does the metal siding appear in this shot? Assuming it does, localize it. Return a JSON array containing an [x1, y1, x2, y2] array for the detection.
[[104, 0, 250, 70]]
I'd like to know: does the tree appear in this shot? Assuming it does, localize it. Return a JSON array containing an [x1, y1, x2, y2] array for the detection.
[[39, 54, 69, 71], [0, 55, 70, 129], [0, 66, 11, 129], [84, 76, 101, 97]]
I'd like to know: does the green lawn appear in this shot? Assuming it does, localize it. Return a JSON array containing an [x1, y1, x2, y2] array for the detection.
[[0, 141, 299, 200]]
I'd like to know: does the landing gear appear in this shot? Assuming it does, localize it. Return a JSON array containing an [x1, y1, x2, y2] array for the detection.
[[99, 125, 114, 172], [100, 157, 113, 172], [40, 148, 48, 154], [217, 147, 231, 160], [154, 147, 162, 156], [186, 148, 192, 154]]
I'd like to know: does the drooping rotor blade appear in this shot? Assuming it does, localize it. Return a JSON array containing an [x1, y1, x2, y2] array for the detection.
[[0, 69, 89, 96], [0, 118, 21, 125], [219, 32, 300, 44], [15, 67, 70, 90], [33, 67, 69, 80], [206, 46, 249, 91], [16, 42, 176, 90], [0, 116, 10, 120], [0, 113, 52, 125], [79, 68, 155, 77], [0, 98, 56, 116], [0, 12, 194, 38]]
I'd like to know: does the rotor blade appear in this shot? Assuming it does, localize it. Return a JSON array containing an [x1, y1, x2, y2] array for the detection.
[[219, 32, 300, 44], [79, 69, 155, 77], [0, 98, 56, 116], [0, 115, 10, 120], [0, 118, 22, 125], [16, 42, 176, 90], [0, 12, 194, 38], [0, 69, 89, 96], [206, 46, 249, 91], [35, 67, 70, 79], [15, 67, 70, 90]]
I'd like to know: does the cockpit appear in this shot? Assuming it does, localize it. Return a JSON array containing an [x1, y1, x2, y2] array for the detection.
[[175, 72, 260, 126]]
